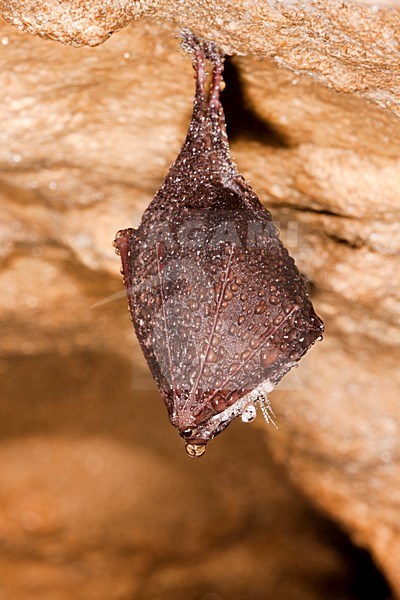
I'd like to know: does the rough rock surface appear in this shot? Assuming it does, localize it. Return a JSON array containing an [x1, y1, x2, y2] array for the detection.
[[0, 7, 399, 600], [1, 0, 400, 117]]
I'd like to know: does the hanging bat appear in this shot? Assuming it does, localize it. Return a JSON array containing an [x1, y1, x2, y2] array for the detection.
[[114, 31, 324, 457]]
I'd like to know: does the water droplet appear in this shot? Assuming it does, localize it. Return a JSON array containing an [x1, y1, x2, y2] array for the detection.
[[269, 295, 279, 305], [282, 300, 293, 314], [286, 328, 298, 342], [188, 299, 199, 311], [241, 349, 251, 361], [223, 288, 233, 301], [206, 348, 218, 363], [250, 338, 261, 349], [197, 285, 207, 301], [271, 333, 281, 345], [185, 443, 207, 458], [273, 314, 284, 325], [214, 282, 222, 298], [203, 365, 211, 376], [211, 395, 226, 412], [229, 363, 240, 375], [260, 347, 279, 367], [211, 335, 220, 347], [255, 300, 268, 314]]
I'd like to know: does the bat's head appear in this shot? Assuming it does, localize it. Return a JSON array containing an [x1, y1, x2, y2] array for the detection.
[[165, 379, 278, 458]]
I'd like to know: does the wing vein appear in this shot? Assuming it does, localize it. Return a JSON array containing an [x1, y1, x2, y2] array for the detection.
[[156, 242, 178, 393], [184, 245, 235, 409], [203, 305, 299, 406]]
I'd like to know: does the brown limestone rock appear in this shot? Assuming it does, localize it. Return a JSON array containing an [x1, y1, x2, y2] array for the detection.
[[1, 0, 400, 117]]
